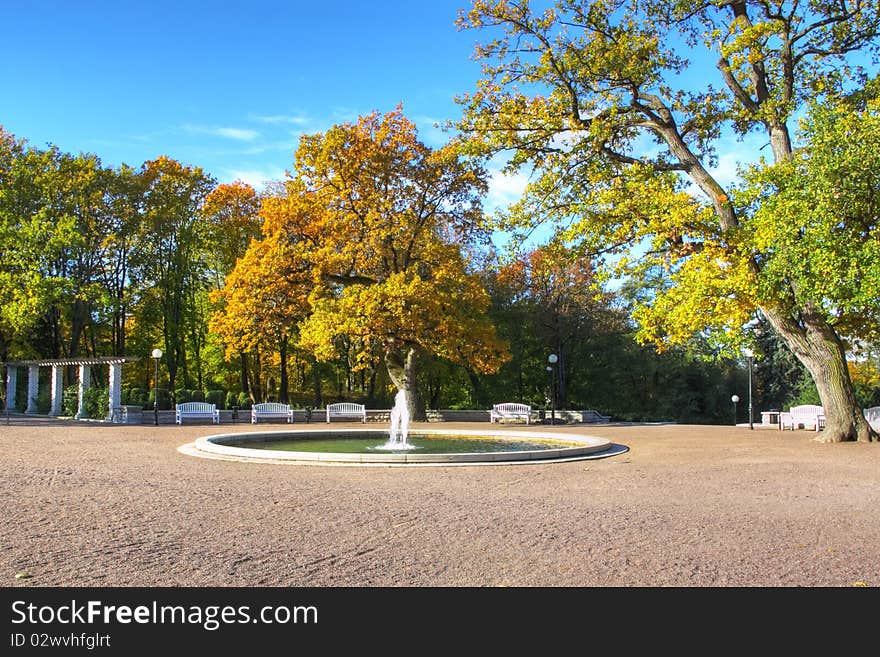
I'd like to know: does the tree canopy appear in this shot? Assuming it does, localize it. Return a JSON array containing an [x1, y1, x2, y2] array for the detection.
[[456, 0, 880, 441], [212, 109, 510, 418]]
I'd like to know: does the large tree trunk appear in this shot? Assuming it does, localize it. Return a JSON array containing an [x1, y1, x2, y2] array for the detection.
[[762, 307, 877, 443], [239, 352, 250, 395], [465, 369, 489, 409], [278, 335, 289, 404], [386, 347, 426, 421], [311, 361, 323, 408]]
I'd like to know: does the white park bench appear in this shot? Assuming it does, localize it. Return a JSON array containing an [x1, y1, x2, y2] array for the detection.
[[779, 404, 825, 431], [864, 406, 880, 431], [326, 402, 367, 423], [490, 402, 532, 424], [251, 402, 294, 424], [175, 401, 220, 425]]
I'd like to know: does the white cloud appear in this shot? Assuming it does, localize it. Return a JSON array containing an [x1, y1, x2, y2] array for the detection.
[[412, 114, 453, 148], [252, 114, 311, 126], [707, 133, 768, 188], [220, 166, 288, 190], [214, 127, 261, 141], [485, 167, 530, 213], [182, 124, 261, 141]]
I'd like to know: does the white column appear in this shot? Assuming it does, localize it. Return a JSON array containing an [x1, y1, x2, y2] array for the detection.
[[25, 365, 39, 414], [75, 364, 90, 419], [108, 363, 122, 421], [50, 365, 64, 416], [5, 366, 16, 411]]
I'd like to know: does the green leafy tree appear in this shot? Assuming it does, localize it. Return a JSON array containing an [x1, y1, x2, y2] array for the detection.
[[0, 128, 117, 361], [133, 156, 215, 390], [457, 0, 880, 442]]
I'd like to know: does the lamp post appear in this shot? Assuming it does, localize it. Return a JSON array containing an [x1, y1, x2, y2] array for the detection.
[[151, 348, 162, 426], [548, 353, 558, 425], [731, 395, 739, 426], [743, 347, 755, 430]]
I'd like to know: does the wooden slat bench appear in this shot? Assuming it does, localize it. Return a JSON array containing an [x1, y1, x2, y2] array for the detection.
[[489, 402, 532, 424], [326, 402, 366, 423], [175, 401, 220, 425], [251, 402, 294, 424]]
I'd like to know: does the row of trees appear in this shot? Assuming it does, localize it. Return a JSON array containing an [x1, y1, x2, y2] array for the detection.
[[2, 115, 805, 423], [0, 132, 231, 389], [3, 1, 880, 438]]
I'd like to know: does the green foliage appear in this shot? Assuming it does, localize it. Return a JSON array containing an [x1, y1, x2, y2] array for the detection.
[[753, 317, 814, 411], [36, 387, 51, 414], [174, 388, 191, 404], [236, 392, 252, 410], [738, 81, 880, 344], [791, 381, 822, 407], [225, 391, 239, 409], [191, 389, 205, 403], [148, 388, 171, 411], [205, 390, 224, 409], [127, 388, 149, 407], [81, 387, 108, 419], [62, 385, 78, 416]]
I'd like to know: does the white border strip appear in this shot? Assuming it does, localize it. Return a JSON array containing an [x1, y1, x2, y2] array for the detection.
[[185, 428, 620, 467]]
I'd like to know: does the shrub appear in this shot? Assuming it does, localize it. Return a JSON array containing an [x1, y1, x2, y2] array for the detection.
[[148, 388, 172, 410], [191, 389, 205, 403], [225, 391, 239, 410], [175, 389, 192, 404], [128, 388, 149, 407], [36, 388, 52, 414], [236, 392, 252, 410], [205, 390, 224, 409], [62, 385, 79, 416], [82, 387, 109, 419]]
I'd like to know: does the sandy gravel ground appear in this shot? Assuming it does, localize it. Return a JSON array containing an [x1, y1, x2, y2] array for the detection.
[[1, 418, 877, 587]]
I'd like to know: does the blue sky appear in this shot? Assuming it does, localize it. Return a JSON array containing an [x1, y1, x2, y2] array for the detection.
[[2, 1, 513, 195]]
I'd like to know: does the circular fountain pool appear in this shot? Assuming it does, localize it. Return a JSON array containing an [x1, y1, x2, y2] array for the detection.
[[180, 428, 623, 466]]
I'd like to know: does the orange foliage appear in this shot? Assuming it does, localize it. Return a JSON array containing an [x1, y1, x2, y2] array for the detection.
[[212, 108, 508, 377]]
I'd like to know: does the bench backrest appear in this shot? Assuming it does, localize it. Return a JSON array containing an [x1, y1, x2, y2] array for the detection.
[[327, 403, 365, 414], [789, 404, 823, 418], [865, 406, 880, 427], [253, 402, 291, 413], [493, 403, 530, 412], [177, 402, 216, 412]]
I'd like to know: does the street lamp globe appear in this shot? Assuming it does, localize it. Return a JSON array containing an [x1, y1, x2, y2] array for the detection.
[[548, 353, 558, 364], [731, 395, 740, 403], [151, 348, 163, 359]]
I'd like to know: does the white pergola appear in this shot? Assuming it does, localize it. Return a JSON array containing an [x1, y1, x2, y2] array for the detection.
[[3, 357, 140, 421]]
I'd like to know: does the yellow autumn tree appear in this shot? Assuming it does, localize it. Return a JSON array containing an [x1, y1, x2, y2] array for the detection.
[[259, 108, 509, 419], [209, 218, 312, 404], [202, 181, 262, 288], [202, 181, 264, 397]]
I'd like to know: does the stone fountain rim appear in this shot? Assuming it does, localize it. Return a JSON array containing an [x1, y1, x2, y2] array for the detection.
[[183, 427, 620, 466]]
